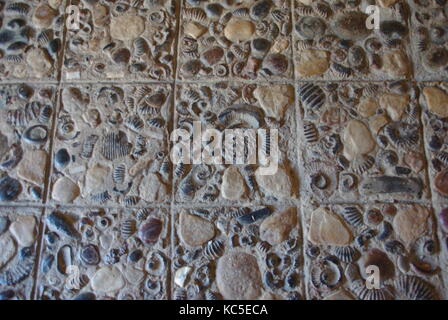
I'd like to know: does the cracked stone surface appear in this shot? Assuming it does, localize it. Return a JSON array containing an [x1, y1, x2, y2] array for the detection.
[[0, 0, 448, 301]]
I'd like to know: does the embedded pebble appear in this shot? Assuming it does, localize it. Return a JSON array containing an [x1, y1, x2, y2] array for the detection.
[[379, 93, 410, 121], [255, 167, 293, 199], [308, 208, 352, 246], [253, 84, 294, 119], [393, 206, 430, 246], [216, 252, 262, 300], [224, 20, 255, 42], [179, 212, 215, 246], [51, 177, 80, 203], [422, 87, 448, 118], [9, 216, 36, 247], [221, 167, 246, 200], [342, 120, 376, 161], [295, 50, 330, 77], [110, 16, 145, 41], [16, 150, 48, 186], [91, 266, 125, 293], [260, 208, 297, 245]]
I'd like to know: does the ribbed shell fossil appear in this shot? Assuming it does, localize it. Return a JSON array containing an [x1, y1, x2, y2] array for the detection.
[[100, 131, 132, 161]]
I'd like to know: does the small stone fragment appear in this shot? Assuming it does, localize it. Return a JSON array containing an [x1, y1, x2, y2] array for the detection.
[[17, 150, 48, 185], [52, 176, 80, 203], [110, 15, 145, 41], [91, 266, 125, 293], [369, 114, 389, 135], [138, 173, 168, 202], [295, 49, 330, 77], [260, 208, 297, 245], [174, 266, 192, 288], [224, 20, 255, 42], [221, 167, 246, 200], [179, 212, 215, 246], [253, 84, 294, 119], [393, 205, 430, 246], [308, 208, 352, 246], [379, 93, 410, 121], [26, 48, 53, 78], [9, 216, 36, 247], [422, 87, 448, 118], [404, 152, 425, 173], [357, 97, 378, 118], [216, 252, 262, 300], [255, 166, 293, 199], [184, 22, 207, 39], [343, 120, 376, 161], [84, 164, 109, 196], [382, 50, 410, 78]]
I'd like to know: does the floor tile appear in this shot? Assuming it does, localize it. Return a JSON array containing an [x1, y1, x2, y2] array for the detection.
[[409, 1, 448, 81], [0, 83, 58, 204], [0, 0, 66, 81], [177, 0, 294, 81], [293, 0, 412, 81], [62, 0, 178, 81], [0, 206, 44, 300], [172, 205, 304, 300], [35, 206, 171, 300], [48, 83, 173, 206], [301, 201, 444, 300], [173, 81, 299, 204], [297, 81, 430, 202]]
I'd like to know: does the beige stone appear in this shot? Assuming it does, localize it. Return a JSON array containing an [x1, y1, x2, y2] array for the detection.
[[32, 5, 57, 28], [260, 208, 297, 245], [52, 176, 80, 203], [92, 4, 109, 27], [17, 150, 48, 185], [378, 0, 399, 7], [91, 266, 125, 293], [49, 0, 62, 10], [184, 22, 207, 39], [10, 216, 36, 247], [216, 252, 262, 300], [179, 212, 215, 246], [271, 39, 289, 53], [295, 49, 330, 77], [357, 97, 378, 118], [369, 114, 389, 135], [221, 167, 246, 200], [308, 208, 352, 246], [0, 234, 16, 269], [253, 84, 294, 119], [343, 120, 376, 161], [382, 50, 410, 78], [393, 205, 430, 246], [379, 93, 410, 121], [138, 173, 168, 202], [255, 167, 293, 199], [423, 87, 448, 118], [26, 48, 53, 78], [110, 15, 145, 41], [224, 20, 255, 42], [404, 152, 425, 173], [84, 164, 109, 195]]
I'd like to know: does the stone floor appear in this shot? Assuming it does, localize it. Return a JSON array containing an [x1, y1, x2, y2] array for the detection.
[[0, 0, 448, 300]]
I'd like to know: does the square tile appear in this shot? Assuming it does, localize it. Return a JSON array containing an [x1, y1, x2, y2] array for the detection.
[[409, 1, 448, 81], [301, 202, 444, 300], [0, 0, 66, 81], [419, 82, 448, 203], [0, 206, 43, 300], [49, 83, 173, 206], [172, 205, 304, 300], [36, 206, 170, 300], [173, 81, 299, 204], [62, 0, 178, 81], [293, 0, 413, 80], [297, 81, 430, 202], [0, 83, 58, 204], [177, 0, 294, 81]]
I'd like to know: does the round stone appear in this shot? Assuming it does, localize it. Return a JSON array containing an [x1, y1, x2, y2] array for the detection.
[[9, 216, 36, 247], [263, 53, 289, 75], [52, 176, 80, 203], [308, 208, 352, 246], [342, 120, 376, 161], [216, 252, 262, 300], [250, 0, 272, 20], [295, 49, 330, 77], [91, 266, 125, 293], [110, 15, 145, 41], [201, 47, 224, 66], [422, 87, 448, 118], [221, 167, 246, 200], [393, 205, 429, 246], [33, 5, 57, 28], [260, 208, 297, 245], [80, 244, 100, 265], [252, 38, 271, 54], [255, 166, 293, 199], [179, 212, 215, 246], [224, 20, 255, 42]]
